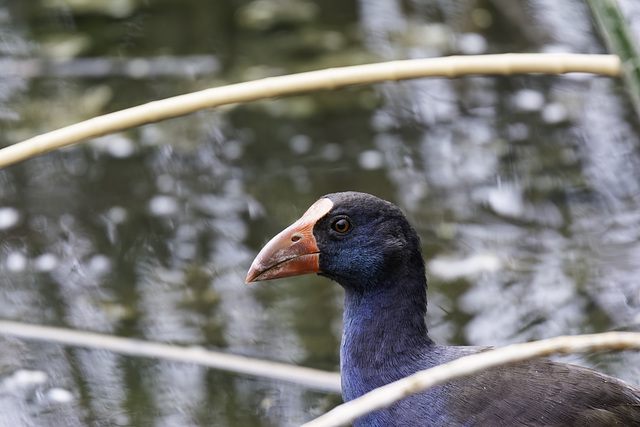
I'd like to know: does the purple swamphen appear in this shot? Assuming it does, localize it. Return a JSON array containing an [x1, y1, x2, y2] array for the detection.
[[247, 192, 640, 426]]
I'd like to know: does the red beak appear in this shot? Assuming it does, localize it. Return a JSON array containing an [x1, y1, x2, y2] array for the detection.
[[246, 198, 333, 283]]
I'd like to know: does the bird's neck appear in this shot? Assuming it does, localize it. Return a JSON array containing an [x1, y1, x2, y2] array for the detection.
[[340, 275, 433, 401]]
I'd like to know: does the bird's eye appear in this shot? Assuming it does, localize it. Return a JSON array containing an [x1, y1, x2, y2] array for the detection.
[[332, 219, 350, 233]]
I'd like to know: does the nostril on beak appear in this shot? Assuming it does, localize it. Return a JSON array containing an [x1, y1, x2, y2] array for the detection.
[[291, 233, 303, 243]]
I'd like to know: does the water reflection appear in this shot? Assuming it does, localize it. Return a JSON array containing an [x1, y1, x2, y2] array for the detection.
[[0, 0, 639, 425]]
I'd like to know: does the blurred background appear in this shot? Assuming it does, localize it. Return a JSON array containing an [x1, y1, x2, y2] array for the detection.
[[1, 0, 640, 425]]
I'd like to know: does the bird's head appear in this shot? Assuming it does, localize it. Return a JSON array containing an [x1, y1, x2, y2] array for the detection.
[[246, 192, 425, 293]]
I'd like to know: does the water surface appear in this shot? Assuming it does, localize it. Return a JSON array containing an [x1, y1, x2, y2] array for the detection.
[[1, 0, 640, 425]]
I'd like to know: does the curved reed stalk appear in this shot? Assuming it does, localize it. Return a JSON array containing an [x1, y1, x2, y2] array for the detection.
[[303, 332, 640, 427], [0, 53, 620, 169], [0, 320, 341, 393]]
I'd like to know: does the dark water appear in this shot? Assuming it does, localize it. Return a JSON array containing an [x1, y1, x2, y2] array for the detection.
[[1, 0, 640, 425]]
